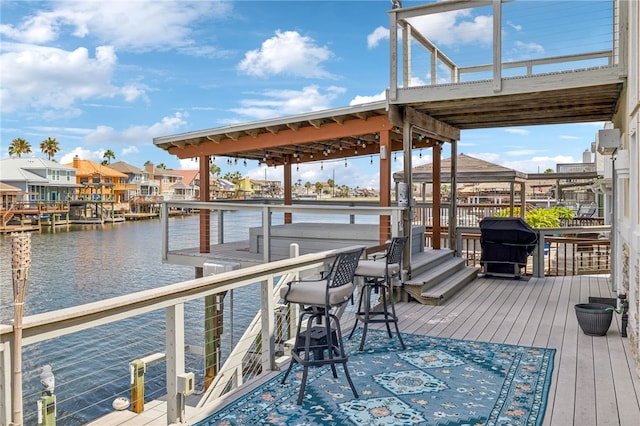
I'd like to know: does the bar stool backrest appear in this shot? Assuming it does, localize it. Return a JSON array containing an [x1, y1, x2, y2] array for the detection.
[[327, 247, 365, 291], [387, 236, 407, 267]]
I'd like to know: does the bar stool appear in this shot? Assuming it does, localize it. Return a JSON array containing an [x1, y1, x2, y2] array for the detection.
[[349, 236, 407, 351], [280, 247, 364, 405]]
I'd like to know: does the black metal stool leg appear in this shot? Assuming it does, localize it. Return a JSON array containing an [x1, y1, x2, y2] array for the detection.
[[348, 283, 366, 340], [330, 313, 358, 399], [358, 283, 372, 351]]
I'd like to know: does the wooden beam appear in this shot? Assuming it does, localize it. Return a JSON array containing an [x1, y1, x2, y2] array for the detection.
[[403, 107, 460, 141], [168, 115, 394, 159]]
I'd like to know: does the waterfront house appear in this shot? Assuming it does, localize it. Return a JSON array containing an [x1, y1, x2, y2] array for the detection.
[[170, 169, 199, 200], [109, 161, 157, 202], [142, 162, 183, 200], [67, 156, 128, 203], [0, 157, 78, 203]]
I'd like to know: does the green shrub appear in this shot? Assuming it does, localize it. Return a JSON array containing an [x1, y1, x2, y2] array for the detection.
[[494, 206, 574, 228]]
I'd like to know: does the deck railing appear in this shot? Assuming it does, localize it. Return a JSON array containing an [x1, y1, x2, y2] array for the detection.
[[161, 201, 404, 267], [0, 245, 359, 425], [455, 225, 611, 277], [389, 0, 616, 97]]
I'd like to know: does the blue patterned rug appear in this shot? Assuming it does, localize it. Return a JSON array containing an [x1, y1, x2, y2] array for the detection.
[[197, 330, 555, 425]]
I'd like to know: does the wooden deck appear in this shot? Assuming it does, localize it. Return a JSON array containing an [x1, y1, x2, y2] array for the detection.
[[95, 274, 640, 425]]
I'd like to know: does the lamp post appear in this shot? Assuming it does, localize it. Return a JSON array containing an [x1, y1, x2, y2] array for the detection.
[[11, 232, 31, 426]]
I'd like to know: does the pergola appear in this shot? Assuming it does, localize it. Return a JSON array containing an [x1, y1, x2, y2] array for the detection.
[[153, 101, 461, 246]]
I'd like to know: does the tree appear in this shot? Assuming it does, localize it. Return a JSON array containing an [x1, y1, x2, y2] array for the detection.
[[40, 137, 60, 160], [210, 163, 221, 177], [314, 182, 323, 195], [156, 163, 167, 170], [102, 149, 116, 165], [9, 137, 32, 158], [304, 181, 311, 194], [544, 168, 554, 174], [223, 171, 242, 184], [327, 178, 335, 197]]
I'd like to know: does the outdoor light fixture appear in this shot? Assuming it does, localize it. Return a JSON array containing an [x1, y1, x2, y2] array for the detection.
[[380, 145, 387, 159]]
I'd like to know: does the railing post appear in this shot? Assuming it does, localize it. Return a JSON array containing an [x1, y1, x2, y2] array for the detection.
[[533, 231, 546, 278], [161, 202, 169, 262], [262, 206, 271, 262], [165, 303, 185, 425], [37, 395, 56, 426], [260, 276, 275, 373], [129, 359, 144, 413]]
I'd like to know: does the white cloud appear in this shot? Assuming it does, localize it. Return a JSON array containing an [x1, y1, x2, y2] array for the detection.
[[504, 155, 575, 174], [0, 0, 231, 53], [504, 128, 530, 136], [408, 10, 493, 47], [560, 135, 581, 140], [59, 146, 104, 164], [121, 146, 140, 156], [237, 30, 336, 79], [367, 26, 389, 49], [367, 10, 494, 50], [350, 90, 386, 105], [505, 149, 537, 156], [83, 112, 188, 146], [1, 43, 146, 113], [231, 85, 346, 120], [507, 41, 544, 60]]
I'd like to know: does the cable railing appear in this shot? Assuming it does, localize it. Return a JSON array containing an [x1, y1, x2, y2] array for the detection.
[[0, 245, 360, 425]]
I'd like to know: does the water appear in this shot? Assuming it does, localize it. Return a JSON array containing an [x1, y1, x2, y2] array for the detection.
[[0, 214, 260, 425]]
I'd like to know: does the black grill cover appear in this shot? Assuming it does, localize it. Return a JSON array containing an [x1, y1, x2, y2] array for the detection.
[[480, 217, 538, 273]]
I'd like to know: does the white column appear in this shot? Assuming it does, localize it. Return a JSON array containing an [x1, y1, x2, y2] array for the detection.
[[166, 303, 185, 424]]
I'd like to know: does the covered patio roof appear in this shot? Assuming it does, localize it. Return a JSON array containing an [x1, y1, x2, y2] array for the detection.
[[153, 101, 460, 166]]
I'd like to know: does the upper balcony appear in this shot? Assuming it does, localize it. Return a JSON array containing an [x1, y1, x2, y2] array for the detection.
[[388, 0, 625, 129]]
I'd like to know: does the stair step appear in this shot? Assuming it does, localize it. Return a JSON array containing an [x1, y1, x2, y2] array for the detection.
[[405, 266, 479, 306], [405, 257, 466, 291], [421, 267, 479, 299], [409, 249, 455, 276]]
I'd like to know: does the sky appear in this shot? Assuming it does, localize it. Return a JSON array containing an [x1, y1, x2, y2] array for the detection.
[[1, 0, 614, 189]]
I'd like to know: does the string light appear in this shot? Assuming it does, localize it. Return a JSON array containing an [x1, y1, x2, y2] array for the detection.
[[344, 158, 347, 167], [321, 161, 324, 171], [419, 149, 423, 159], [370, 155, 373, 165]]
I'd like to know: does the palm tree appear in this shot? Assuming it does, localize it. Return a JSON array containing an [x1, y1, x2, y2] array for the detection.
[[157, 163, 167, 170], [9, 137, 32, 158], [304, 181, 311, 194], [40, 137, 60, 160], [102, 149, 116, 165], [210, 163, 221, 177]]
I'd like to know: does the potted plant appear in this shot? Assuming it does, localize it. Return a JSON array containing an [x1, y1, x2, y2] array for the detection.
[[574, 302, 624, 336]]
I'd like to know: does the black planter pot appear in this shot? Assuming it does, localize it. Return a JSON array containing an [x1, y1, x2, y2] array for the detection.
[[575, 303, 613, 336]]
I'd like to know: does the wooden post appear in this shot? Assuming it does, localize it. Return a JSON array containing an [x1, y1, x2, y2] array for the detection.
[[11, 232, 31, 426], [129, 359, 145, 413]]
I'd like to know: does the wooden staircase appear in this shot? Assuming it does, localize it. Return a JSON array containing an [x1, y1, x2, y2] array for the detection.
[[402, 249, 479, 306]]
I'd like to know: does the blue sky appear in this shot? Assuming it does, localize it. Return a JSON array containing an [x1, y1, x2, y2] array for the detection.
[[1, 0, 613, 189]]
